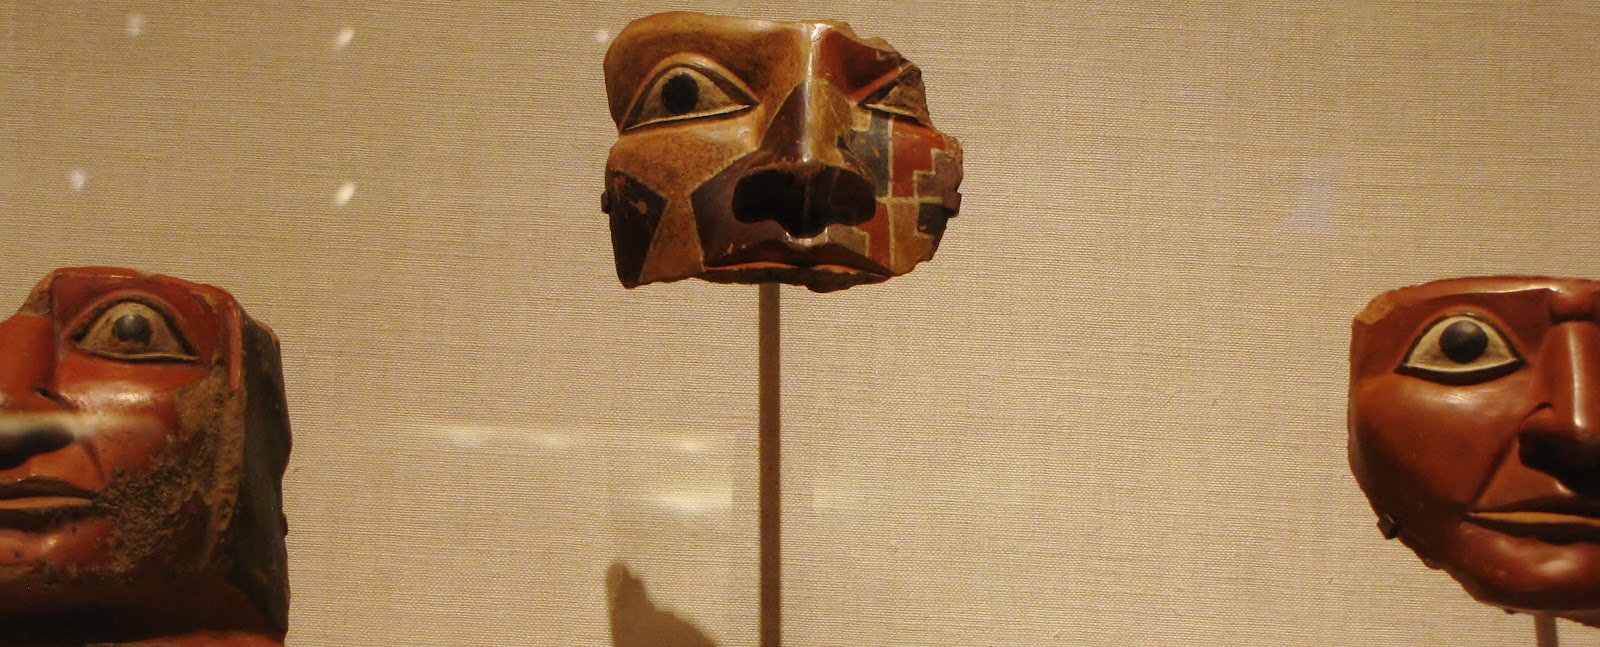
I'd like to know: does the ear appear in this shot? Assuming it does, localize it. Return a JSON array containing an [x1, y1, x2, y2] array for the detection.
[[219, 314, 292, 636]]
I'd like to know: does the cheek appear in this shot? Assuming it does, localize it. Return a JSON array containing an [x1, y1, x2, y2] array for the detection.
[[56, 353, 211, 393], [889, 127, 960, 192], [56, 384, 184, 482], [81, 417, 177, 482], [1353, 376, 1530, 505], [607, 118, 759, 198], [864, 122, 962, 273]]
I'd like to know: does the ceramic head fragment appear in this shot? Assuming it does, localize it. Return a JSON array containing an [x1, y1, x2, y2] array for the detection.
[[602, 12, 963, 292], [1351, 276, 1600, 625], [0, 267, 291, 643]]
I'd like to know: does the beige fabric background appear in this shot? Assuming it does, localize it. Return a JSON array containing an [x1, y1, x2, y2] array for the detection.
[[4, 1, 1600, 645]]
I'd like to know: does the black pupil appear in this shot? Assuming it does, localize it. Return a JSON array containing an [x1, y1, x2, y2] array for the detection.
[[112, 313, 153, 345], [1439, 319, 1489, 364], [661, 73, 699, 115]]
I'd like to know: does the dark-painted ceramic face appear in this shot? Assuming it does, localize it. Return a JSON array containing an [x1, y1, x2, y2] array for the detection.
[[0, 267, 289, 629], [602, 12, 963, 292], [1351, 277, 1600, 620]]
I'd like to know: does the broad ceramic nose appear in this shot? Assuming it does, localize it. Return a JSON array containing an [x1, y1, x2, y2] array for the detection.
[[1519, 322, 1600, 494], [0, 314, 63, 413], [0, 314, 70, 469], [731, 81, 876, 238], [732, 165, 875, 238], [0, 422, 73, 470]]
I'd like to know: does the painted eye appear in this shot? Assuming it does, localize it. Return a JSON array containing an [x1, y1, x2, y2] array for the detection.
[[623, 65, 755, 131], [861, 67, 932, 125], [74, 301, 196, 362], [1399, 315, 1521, 384]]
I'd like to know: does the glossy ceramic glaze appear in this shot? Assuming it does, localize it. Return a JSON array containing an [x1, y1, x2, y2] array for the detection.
[[602, 12, 963, 292], [1352, 277, 1600, 626], [0, 267, 291, 645]]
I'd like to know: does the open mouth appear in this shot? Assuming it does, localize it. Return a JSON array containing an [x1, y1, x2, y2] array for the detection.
[[0, 478, 96, 511], [709, 239, 891, 277], [1469, 499, 1600, 541]]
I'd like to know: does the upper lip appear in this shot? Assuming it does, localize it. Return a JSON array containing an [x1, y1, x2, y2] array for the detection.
[[711, 239, 890, 276], [1470, 497, 1600, 524], [0, 478, 95, 501]]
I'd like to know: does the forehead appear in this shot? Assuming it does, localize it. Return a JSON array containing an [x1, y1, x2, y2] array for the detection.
[[15, 268, 240, 366], [603, 12, 905, 122], [30, 268, 231, 317], [1355, 277, 1600, 326]]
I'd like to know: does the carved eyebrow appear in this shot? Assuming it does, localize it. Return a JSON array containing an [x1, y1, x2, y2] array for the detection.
[[1545, 286, 1597, 322], [853, 65, 911, 99], [812, 26, 906, 88], [624, 54, 754, 111]]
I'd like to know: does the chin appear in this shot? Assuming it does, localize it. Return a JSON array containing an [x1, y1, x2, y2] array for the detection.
[[1447, 523, 1600, 612]]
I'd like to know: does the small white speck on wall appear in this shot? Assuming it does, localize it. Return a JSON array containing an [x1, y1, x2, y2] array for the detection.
[[125, 13, 144, 38], [593, 29, 610, 44], [334, 27, 355, 50], [68, 169, 88, 191], [1283, 158, 1339, 236], [334, 182, 356, 206]]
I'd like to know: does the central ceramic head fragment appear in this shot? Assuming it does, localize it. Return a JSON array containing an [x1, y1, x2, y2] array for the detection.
[[1350, 277, 1600, 625], [602, 12, 963, 292]]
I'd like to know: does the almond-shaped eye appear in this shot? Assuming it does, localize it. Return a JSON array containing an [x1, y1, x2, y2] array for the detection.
[[623, 65, 756, 131], [1399, 315, 1522, 384], [74, 301, 197, 362], [861, 67, 932, 125]]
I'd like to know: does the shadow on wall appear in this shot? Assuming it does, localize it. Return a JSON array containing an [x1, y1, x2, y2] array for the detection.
[[608, 563, 718, 647]]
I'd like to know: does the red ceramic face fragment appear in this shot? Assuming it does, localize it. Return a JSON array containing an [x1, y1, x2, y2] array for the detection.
[[0, 267, 291, 644], [602, 12, 963, 292], [1350, 277, 1600, 625]]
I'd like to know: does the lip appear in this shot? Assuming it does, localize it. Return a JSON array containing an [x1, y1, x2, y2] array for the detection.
[[709, 239, 891, 277], [0, 478, 96, 511], [1469, 498, 1600, 539]]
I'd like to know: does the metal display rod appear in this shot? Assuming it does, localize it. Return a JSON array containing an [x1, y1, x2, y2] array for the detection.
[[600, 14, 965, 646], [1536, 616, 1558, 647], [758, 283, 781, 647]]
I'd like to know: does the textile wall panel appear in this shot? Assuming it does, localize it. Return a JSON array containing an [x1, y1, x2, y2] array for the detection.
[[3, 2, 1599, 645]]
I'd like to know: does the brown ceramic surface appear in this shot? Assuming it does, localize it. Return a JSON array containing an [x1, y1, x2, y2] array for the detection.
[[1351, 277, 1600, 625], [601, 12, 963, 292], [0, 268, 290, 645]]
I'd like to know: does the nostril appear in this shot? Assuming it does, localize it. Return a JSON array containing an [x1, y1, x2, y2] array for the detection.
[[35, 389, 70, 409], [1521, 432, 1600, 496], [824, 168, 877, 223], [1521, 433, 1560, 471], [25, 424, 73, 454], [733, 169, 800, 227], [1568, 471, 1600, 497], [0, 424, 74, 470], [732, 167, 876, 238]]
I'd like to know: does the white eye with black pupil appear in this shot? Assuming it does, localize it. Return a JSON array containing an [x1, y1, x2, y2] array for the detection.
[[1400, 315, 1521, 384], [622, 63, 755, 131], [861, 69, 933, 125], [113, 313, 152, 344], [1437, 319, 1488, 363], [74, 301, 196, 362], [660, 73, 698, 115]]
